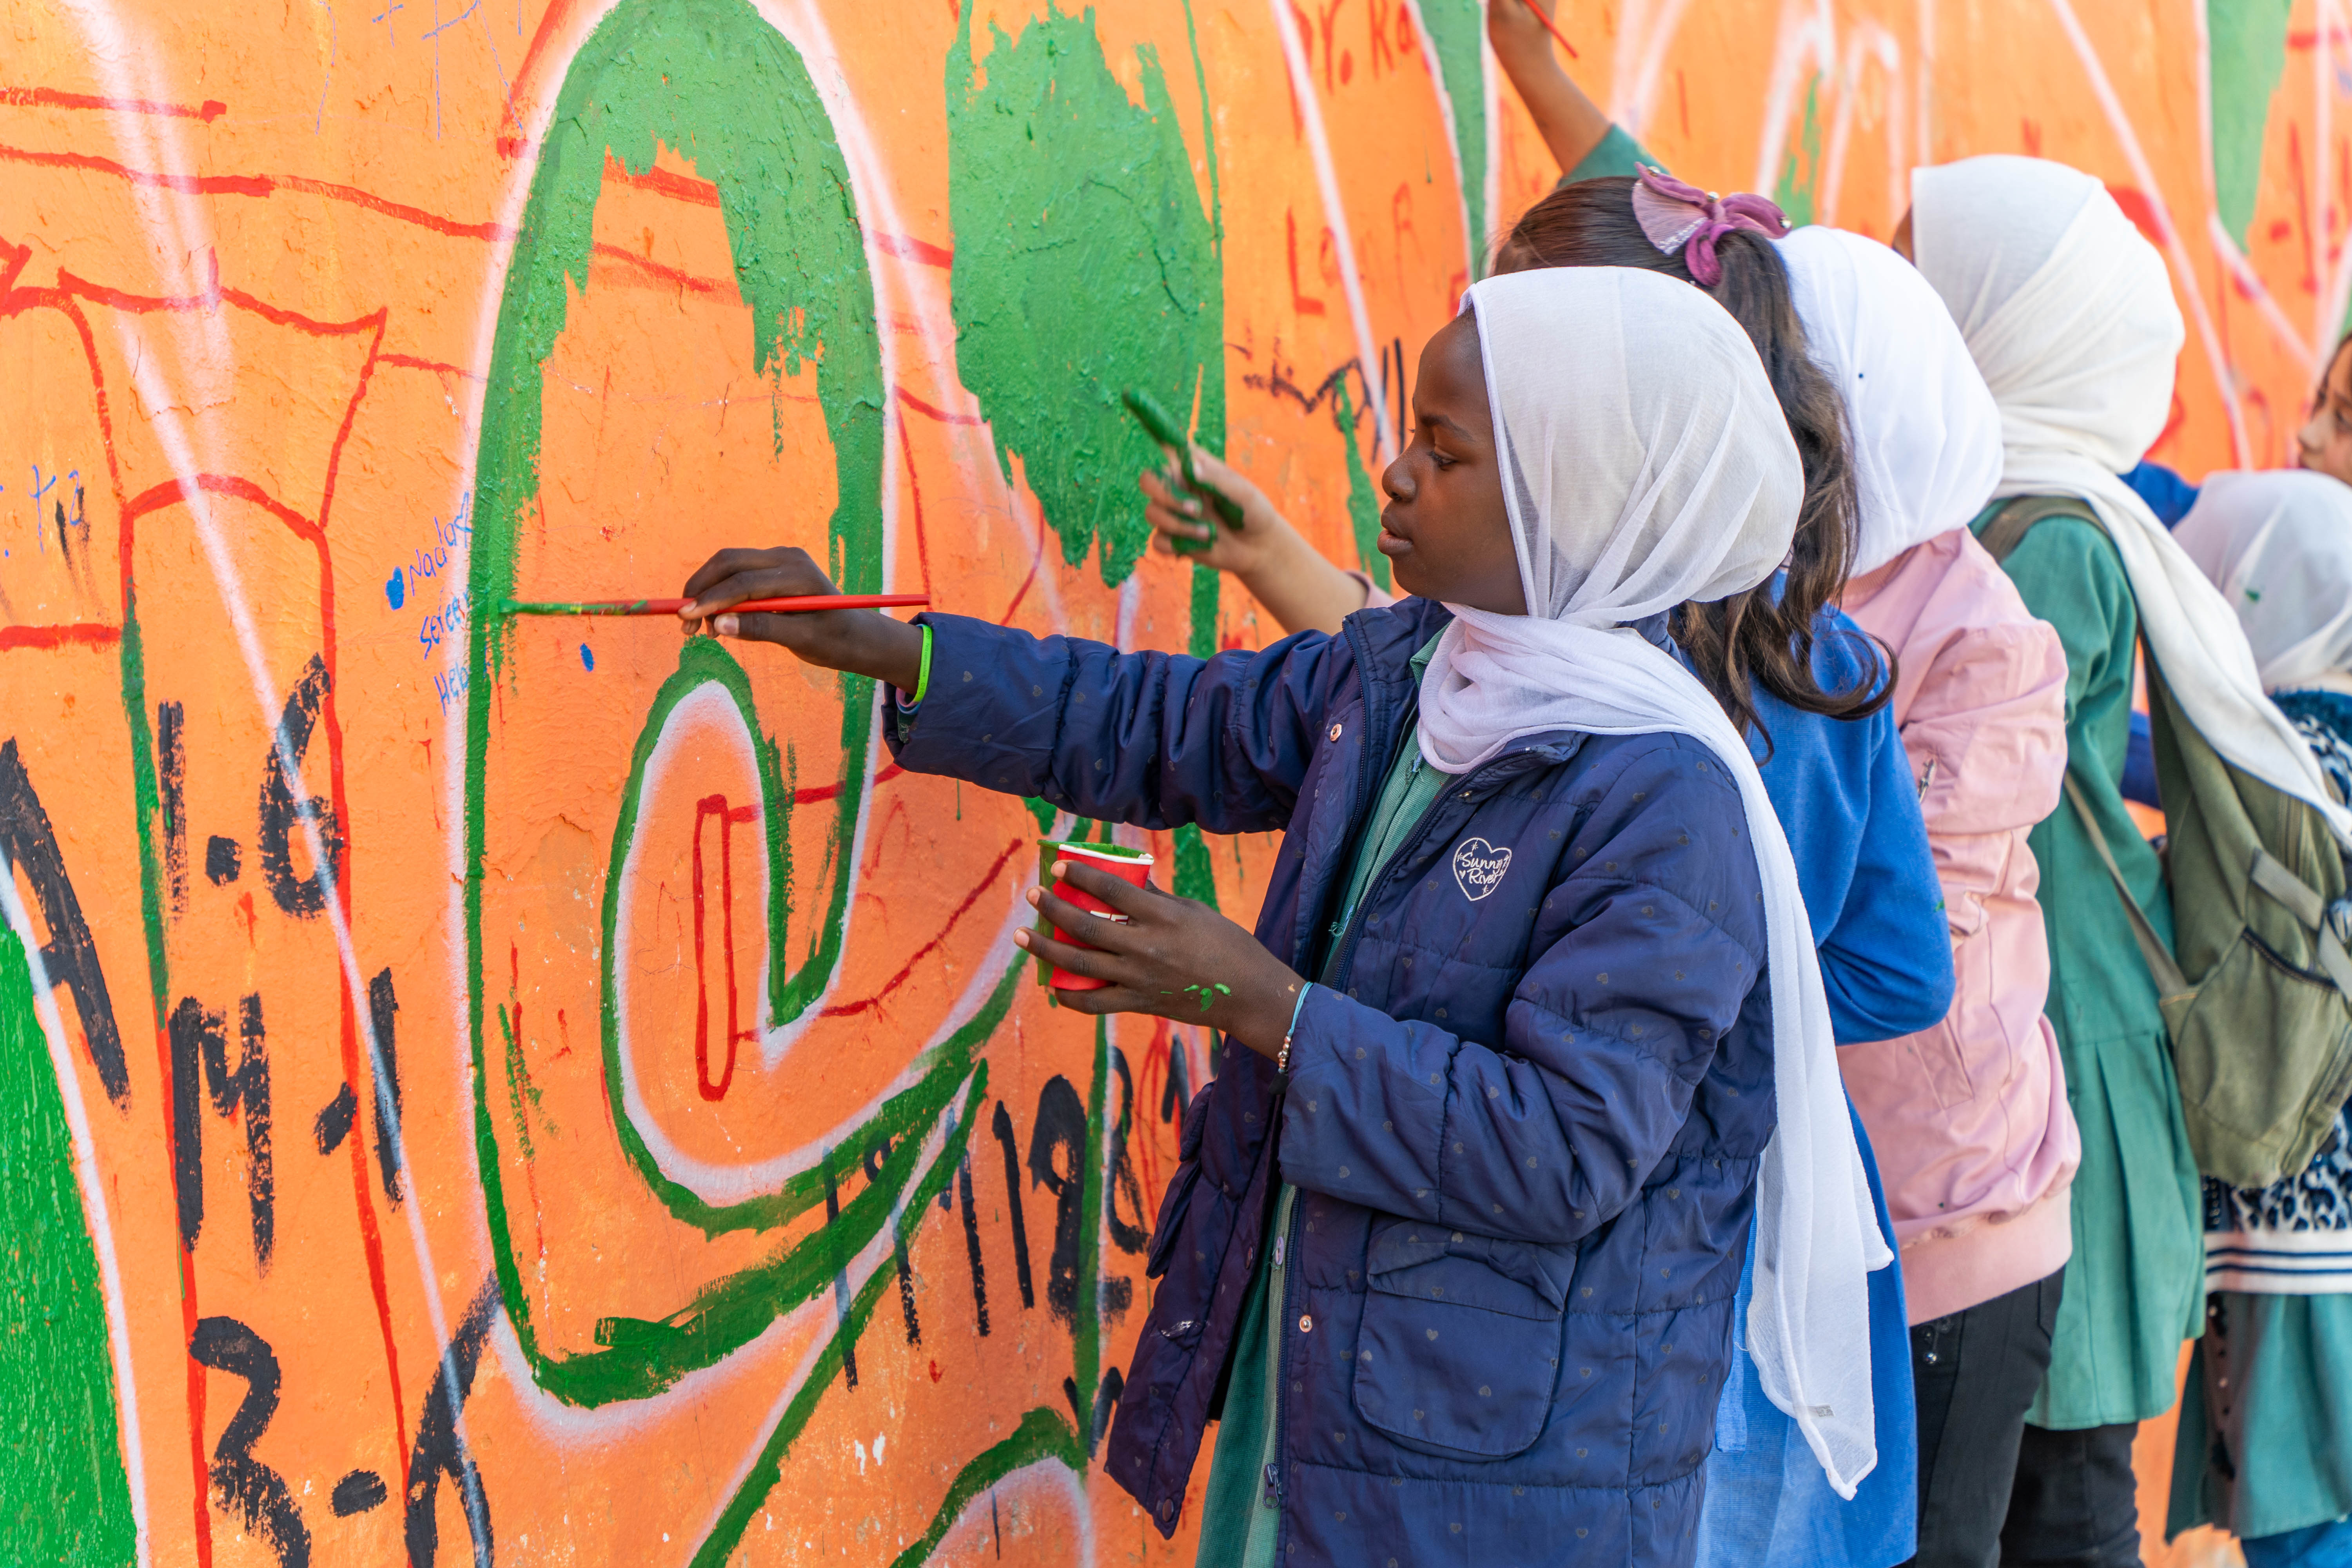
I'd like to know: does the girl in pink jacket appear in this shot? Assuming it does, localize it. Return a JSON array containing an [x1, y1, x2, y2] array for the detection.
[[1779, 225, 2083, 1564]]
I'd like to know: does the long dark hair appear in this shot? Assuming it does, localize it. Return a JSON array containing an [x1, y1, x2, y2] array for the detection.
[[1494, 176, 1890, 753]]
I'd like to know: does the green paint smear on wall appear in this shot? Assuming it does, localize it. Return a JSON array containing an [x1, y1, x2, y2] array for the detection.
[[2211, 0, 2296, 246], [1335, 382, 1390, 592], [946, 2, 1226, 586], [0, 929, 136, 1565], [1416, 0, 1490, 275], [1774, 77, 1826, 230], [456, 0, 976, 1412]]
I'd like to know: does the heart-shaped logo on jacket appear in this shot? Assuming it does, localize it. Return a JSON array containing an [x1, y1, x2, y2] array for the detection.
[[1452, 838, 1511, 902]]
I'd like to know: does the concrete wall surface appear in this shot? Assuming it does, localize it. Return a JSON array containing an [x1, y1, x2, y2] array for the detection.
[[0, 0, 2328, 1562]]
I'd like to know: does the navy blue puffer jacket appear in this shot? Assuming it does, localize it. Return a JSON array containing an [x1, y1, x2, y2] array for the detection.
[[887, 598, 1777, 1567]]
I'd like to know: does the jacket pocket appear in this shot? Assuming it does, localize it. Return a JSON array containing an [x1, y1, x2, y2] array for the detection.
[[1144, 1160, 1203, 1281], [1351, 1217, 1568, 1460]]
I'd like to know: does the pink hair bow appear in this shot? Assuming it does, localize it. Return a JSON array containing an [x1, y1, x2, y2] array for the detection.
[[1632, 165, 1791, 287]]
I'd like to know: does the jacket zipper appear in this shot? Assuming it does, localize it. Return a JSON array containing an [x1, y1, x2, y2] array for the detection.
[[1262, 1184, 1299, 1515]]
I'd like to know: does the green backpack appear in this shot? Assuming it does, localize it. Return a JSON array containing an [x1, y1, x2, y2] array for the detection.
[[1982, 495, 2352, 1189]]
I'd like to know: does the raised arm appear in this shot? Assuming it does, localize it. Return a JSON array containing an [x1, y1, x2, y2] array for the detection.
[[1487, 0, 1614, 177]]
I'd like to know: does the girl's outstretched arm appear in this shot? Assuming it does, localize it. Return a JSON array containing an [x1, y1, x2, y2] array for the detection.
[[680, 544, 1352, 837]]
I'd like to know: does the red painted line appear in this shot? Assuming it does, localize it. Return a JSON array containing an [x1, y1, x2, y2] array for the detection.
[[791, 761, 904, 806], [899, 408, 935, 601], [277, 175, 512, 241], [998, 493, 1049, 627], [0, 239, 28, 298], [822, 836, 1025, 1016], [379, 351, 482, 380], [602, 151, 720, 207], [896, 386, 987, 427], [496, 0, 588, 158], [587, 241, 725, 296], [0, 140, 269, 196], [1, 86, 226, 121], [0, 622, 121, 650], [872, 230, 953, 269]]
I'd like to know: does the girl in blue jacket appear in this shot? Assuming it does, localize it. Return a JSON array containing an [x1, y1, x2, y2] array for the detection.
[[677, 268, 1895, 1566]]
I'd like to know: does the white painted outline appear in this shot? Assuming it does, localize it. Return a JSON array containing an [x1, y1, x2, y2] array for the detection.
[[1268, 0, 1396, 462], [56, 0, 475, 1528]]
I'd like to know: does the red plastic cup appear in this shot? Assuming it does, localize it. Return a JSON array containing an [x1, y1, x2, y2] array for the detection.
[[1042, 843, 1153, 991]]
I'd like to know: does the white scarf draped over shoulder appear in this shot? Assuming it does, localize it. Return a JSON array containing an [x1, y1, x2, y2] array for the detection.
[[1913, 154, 2352, 842], [2177, 469, 2352, 694], [1422, 267, 1893, 1498], [1775, 225, 2004, 574]]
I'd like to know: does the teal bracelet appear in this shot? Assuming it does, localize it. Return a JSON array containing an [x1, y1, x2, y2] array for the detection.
[[911, 622, 933, 705]]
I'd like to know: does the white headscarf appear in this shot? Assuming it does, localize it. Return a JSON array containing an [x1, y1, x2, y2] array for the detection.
[[1914, 154, 2352, 842], [1419, 267, 1892, 1499], [1776, 225, 2004, 575], [2177, 469, 2352, 692]]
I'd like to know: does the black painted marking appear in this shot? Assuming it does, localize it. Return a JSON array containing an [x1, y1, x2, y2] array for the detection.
[[366, 966, 404, 1203], [205, 835, 241, 886], [169, 992, 274, 1270], [189, 1316, 311, 1566], [1028, 1075, 1087, 1326], [403, 1278, 497, 1567], [257, 654, 342, 919], [822, 1147, 858, 1391], [158, 701, 187, 916], [957, 1153, 990, 1337], [1105, 1046, 1148, 1255], [169, 997, 220, 1249], [314, 1083, 356, 1156], [0, 738, 129, 1104], [329, 1469, 385, 1517], [991, 1100, 1034, 1310]]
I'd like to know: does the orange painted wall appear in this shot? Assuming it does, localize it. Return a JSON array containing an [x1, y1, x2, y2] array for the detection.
[[0, 1, 2333, 1563]]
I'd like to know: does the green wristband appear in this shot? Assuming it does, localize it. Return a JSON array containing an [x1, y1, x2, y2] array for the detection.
[[911, 622, 933, 705]]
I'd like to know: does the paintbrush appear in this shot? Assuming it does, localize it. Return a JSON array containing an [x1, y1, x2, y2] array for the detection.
[[1519, 0, 1578, 56], [501, 593, 930, 617], [1122, 387, 1245, 552]]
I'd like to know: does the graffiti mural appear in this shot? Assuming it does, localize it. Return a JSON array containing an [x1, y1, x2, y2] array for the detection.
[[0, 0, 2336, 1561]]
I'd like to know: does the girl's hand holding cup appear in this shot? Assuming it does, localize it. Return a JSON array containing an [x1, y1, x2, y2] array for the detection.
[[1017, 857, 1305, 1056]]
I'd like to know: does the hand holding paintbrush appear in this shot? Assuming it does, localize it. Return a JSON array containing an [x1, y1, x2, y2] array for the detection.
[[673, 547, 929, 691]]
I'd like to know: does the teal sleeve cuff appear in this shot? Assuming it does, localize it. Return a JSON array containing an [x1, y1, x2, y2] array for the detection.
[[1289, 982, 1314, 1036], [1562, 122, 1657, 185]]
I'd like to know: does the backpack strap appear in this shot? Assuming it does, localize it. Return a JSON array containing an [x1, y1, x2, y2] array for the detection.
[[2061, 772, 2190, 997], [2250, 848, 2352, 998], [1977, 495, 2098, 565]]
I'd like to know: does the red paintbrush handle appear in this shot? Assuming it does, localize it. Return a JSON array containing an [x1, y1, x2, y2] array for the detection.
[[1521, 0, 1578, 57], [501, 594, 931, 617]]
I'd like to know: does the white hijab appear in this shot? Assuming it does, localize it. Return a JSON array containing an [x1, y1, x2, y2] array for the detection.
[[1419, 267, 1892, 1498], [1776, 225, 2004, 575], [2177, 469, 2352, 692], [1914, 154, 2352, 843]]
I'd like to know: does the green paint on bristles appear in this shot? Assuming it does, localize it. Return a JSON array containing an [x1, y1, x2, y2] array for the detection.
[[1122, 387, 1244, 549], [500, 597, 655, 616]]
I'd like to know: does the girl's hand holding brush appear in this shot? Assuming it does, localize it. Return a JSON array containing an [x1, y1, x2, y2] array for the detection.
[[677, 546, 926, 690]]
